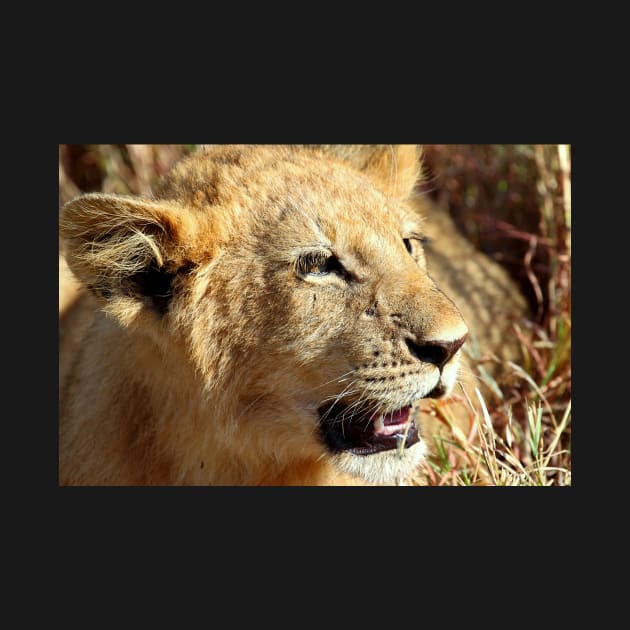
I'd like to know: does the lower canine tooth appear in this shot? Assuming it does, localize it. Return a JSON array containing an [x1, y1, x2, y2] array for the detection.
[[374, 415, 385, 431]]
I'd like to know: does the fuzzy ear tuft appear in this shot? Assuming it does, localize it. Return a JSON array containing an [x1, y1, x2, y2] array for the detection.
[[308, 145, 423, 199], [60, 193, 196, 312]]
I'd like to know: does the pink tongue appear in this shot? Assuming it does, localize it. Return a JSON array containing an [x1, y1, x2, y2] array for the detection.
[[384, 407, 410, 426], [372, 407, 412, 437]]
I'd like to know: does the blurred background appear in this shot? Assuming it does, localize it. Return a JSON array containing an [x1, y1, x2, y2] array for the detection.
[[58, 144, 571, 485]]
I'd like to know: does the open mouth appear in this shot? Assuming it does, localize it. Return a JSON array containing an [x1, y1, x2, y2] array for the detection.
[[318, 402, 420, 456]]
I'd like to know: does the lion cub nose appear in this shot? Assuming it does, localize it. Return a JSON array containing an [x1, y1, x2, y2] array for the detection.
[[405, 334, 468, 370]]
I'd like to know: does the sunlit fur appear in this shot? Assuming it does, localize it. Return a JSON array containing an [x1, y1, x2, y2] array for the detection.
[[59, 145, 483, 486]]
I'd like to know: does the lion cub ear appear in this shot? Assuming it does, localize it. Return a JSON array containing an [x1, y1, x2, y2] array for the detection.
[[312, 144, 423, 200], [60, 193, 197, 315]]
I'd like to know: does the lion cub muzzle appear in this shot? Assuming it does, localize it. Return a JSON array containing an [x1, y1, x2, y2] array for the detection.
[[318, 335, 468, 459], [319, 289, 468, 461]]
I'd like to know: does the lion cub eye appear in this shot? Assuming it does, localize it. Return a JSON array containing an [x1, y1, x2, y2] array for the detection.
[[296, 251, 348, 279], [403, 235, 431, 257]]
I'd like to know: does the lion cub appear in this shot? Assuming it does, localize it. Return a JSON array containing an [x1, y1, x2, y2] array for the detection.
[[59, 145, 525, 485]]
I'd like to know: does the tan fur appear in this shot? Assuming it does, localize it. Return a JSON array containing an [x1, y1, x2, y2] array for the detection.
[[59, 145, 527, 486]]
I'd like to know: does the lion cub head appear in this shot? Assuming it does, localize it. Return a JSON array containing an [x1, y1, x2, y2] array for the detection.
[[60, 145, 468, 485]]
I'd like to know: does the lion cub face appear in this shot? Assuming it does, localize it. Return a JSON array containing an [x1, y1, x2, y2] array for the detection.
[[61, 145, 468, 485]]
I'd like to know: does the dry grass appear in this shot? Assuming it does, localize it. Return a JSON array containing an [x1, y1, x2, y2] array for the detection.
[[58, 144, 571, 486], [417, 145, 571, 486]]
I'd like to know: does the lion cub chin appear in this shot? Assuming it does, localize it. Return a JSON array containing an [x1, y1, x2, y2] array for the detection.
[[332, 440, 428, 485], [59, 144, 470, 486]]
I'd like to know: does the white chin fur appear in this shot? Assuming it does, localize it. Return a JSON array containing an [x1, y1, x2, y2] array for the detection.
[[330, 438, 427, 485]]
